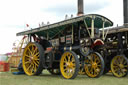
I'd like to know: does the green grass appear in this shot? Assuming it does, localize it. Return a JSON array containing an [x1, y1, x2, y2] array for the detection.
[[0, 71, 128, 85]]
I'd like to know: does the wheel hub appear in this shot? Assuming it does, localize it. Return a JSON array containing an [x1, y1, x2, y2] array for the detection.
[[92, 62, 97, 68], [119, 64, 124, 69], [66, 62, 73, 68], [30, 56, 34, 61], [31, 56, 33, 59]]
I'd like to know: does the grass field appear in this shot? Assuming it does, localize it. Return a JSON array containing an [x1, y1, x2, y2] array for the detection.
[[0, 71, 128, 85]]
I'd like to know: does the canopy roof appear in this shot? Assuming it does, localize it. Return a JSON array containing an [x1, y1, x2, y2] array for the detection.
[[17, 14, 113, 39], [105, 25, 128, 34]]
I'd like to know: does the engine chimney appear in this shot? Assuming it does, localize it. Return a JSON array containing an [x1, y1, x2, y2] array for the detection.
[[77, 0, 84, 16], [123, 0, 128, 26]]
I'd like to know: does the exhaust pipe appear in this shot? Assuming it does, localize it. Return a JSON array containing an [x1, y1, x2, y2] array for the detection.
[[77, 0, 84, 16], [123, 0, 128, 26]]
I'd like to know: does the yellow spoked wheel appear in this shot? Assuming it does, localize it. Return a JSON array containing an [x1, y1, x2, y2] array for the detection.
[[22, 42, 44, 76], [60, 51, 80, 79], [111, 55, 128, 77], [48, 69, 61, 75], [85, 52, 104, 78]]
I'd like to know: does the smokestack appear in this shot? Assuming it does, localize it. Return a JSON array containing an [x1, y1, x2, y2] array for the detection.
[[123, 0, 128, 26], [77, 0, 84, 16]]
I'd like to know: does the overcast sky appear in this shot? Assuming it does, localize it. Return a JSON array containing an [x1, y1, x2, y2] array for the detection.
[[0, 0, 124, 54]]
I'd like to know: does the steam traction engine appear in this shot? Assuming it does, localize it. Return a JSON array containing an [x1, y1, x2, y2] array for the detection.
[[17, 14, 113, 79], [103, 26, 128, 77], [101, 0, 128, 77]]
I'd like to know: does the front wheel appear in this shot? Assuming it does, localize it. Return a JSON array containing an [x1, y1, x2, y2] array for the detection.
[[111, 55, 128, 77], [60, 51, 80, 79], [22, 42, 44, 76], [84, 52, 104, 78]]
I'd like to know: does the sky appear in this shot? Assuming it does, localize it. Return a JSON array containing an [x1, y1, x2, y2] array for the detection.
[[0, 0, 124, 54]]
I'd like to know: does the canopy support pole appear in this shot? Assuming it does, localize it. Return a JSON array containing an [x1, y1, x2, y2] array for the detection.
[[91, 17, 94, 39], [102, 21, 105, 40]]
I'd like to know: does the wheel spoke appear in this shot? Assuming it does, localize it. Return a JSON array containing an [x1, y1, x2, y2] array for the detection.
[[31, 67, 34, 74], [25, 61, 31, 64], [34, 63, 37, 72], [64, 57, 68, 62], [119, 69, 125, 75], [71, 58, 75, 62], [26, 64, 32, 71], [35, 60, 39, 64], [31, 45, 34, 52], [30, 63, 34, 73], [97, 65, 101, 67], [123, 60, 127, 64], [113, 65, 118, 68], [72, 63, 76, 67], [34, 58, 39, 61], [64, 67, 68, 72], [25, 54, 31, 58], [90, 67, 93, 73], [28, 47, 32, 55], [33, 60, 39, 67], [86, 64, 91, 68], [34, 56, 39, 60], [34, 52, 39, 57], [120, 57, 124, 64], [123, 65, 128, 68], [33, 47, 37, 54], [94, 68, 98, 75], [113, 62, 119, 66], [63, 61, 67, 64], [96, 67, 100, 72], [96, 60, 101, 64], [94, 56, 99, 62], [68, 55, 71, 62]]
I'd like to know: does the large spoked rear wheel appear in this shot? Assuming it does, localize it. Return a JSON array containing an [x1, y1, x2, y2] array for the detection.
[[85, 52, 104, 78], [22, 42, 44, 76], [60, 51, 80, 79], [111, 55, 128, 77]]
